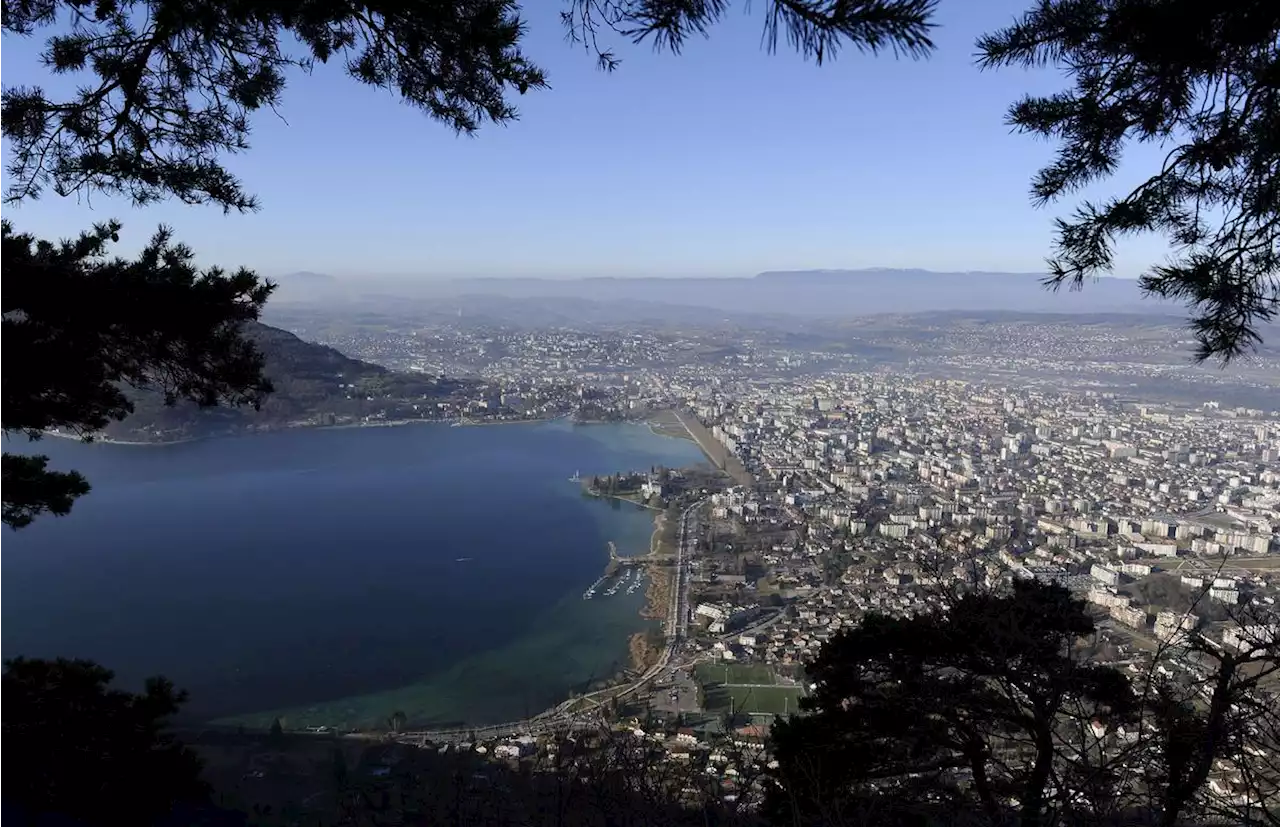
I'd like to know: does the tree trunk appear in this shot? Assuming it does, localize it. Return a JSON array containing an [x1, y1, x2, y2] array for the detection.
[[1020, 725, 1056, 827], [967, 745, 1002, 825], [1160, 655, 1237, 827]]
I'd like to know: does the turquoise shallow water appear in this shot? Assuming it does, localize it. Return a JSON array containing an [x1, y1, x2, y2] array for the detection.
[[1, 420, 705, 728]]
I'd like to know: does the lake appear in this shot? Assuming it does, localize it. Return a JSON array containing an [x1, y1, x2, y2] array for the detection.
[[1, 420, 707, 729]]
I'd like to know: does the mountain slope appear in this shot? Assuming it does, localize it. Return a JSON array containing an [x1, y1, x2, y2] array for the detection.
[[106, 323, 456, 441]]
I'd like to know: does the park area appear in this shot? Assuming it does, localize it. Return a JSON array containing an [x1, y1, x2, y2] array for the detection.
[[695, 663, 807, 716]]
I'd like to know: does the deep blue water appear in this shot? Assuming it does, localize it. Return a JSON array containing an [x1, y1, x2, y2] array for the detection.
[[1, 420, 705, 728]]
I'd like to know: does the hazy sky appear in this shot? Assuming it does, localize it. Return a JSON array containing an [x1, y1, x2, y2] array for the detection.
[[2, 0, 1173, 279]]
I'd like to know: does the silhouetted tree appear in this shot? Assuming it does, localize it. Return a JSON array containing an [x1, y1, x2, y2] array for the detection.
[[2, 657, 209, 825], [1139, 599, 1280, 827], [1, 221, 273, 529], [333, 745, 350, 786], [0, 0, 546, 211], [269, 716, 284, 739], [979, 0, 1280, 363], [766, 580, 1135, 827], [389, 710, 408, 733], [563, 0, 936, 71]]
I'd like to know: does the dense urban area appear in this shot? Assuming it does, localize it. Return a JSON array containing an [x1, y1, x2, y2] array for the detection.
[[179, 304, 1280, 825]]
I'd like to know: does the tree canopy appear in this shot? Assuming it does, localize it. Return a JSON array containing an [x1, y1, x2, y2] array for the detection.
[[765, 579, 1280, 827], [2, 657, 209, 825], [766, 580, 1136, 827], [979, 0, 1280, 363], [1, 220, 273, 528], [562, 0, 936, 70]]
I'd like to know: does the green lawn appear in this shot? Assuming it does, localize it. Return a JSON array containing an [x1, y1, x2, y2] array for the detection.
[[696, 662, 807, 715], [695, 663, 777, 686], [705, 685, 805, 716]]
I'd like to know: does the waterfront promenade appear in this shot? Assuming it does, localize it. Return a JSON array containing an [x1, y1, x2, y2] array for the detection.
[[670, 408, 753, 487]]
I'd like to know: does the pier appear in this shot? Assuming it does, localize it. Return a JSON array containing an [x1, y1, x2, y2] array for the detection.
[[607, 541, 649, 569]]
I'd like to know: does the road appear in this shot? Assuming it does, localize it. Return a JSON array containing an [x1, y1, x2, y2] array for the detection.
[[396, 500, 707, 746], [670, 499, 699, 643]]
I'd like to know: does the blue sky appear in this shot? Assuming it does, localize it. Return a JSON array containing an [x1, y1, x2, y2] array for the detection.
[[1, 1, 1171, 279]]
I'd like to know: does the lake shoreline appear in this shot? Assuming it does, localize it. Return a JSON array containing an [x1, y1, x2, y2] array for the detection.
[[37, 410, 684, 448], [18, 417, 705, 732], [40, 430, 197, 447]]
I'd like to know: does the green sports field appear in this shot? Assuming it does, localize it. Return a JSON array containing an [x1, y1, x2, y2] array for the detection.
[[695, 663, 778, 686], [704, 684, 805, 716], [695, 662, 806, 715]]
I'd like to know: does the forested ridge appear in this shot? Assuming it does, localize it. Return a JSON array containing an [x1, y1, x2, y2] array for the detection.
[[106, 323, 463, 442]]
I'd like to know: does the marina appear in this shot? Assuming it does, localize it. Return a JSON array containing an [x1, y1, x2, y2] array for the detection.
[[581, 572, 609, 600], [604, 568, 631, 596], [581, 565, 645, 600]]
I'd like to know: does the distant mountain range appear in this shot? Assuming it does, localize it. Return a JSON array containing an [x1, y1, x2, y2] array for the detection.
[[269, 268, 1182, 319], [272, 270, 338, 286], [268, 270, 344, 301], [444, 269, 1171, 317]]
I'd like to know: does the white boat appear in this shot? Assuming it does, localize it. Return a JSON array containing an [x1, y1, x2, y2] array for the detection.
[[583, 573, 608, 600]]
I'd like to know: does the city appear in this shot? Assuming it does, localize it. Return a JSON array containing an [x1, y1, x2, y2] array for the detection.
[[260, 311, 1279, 821]]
